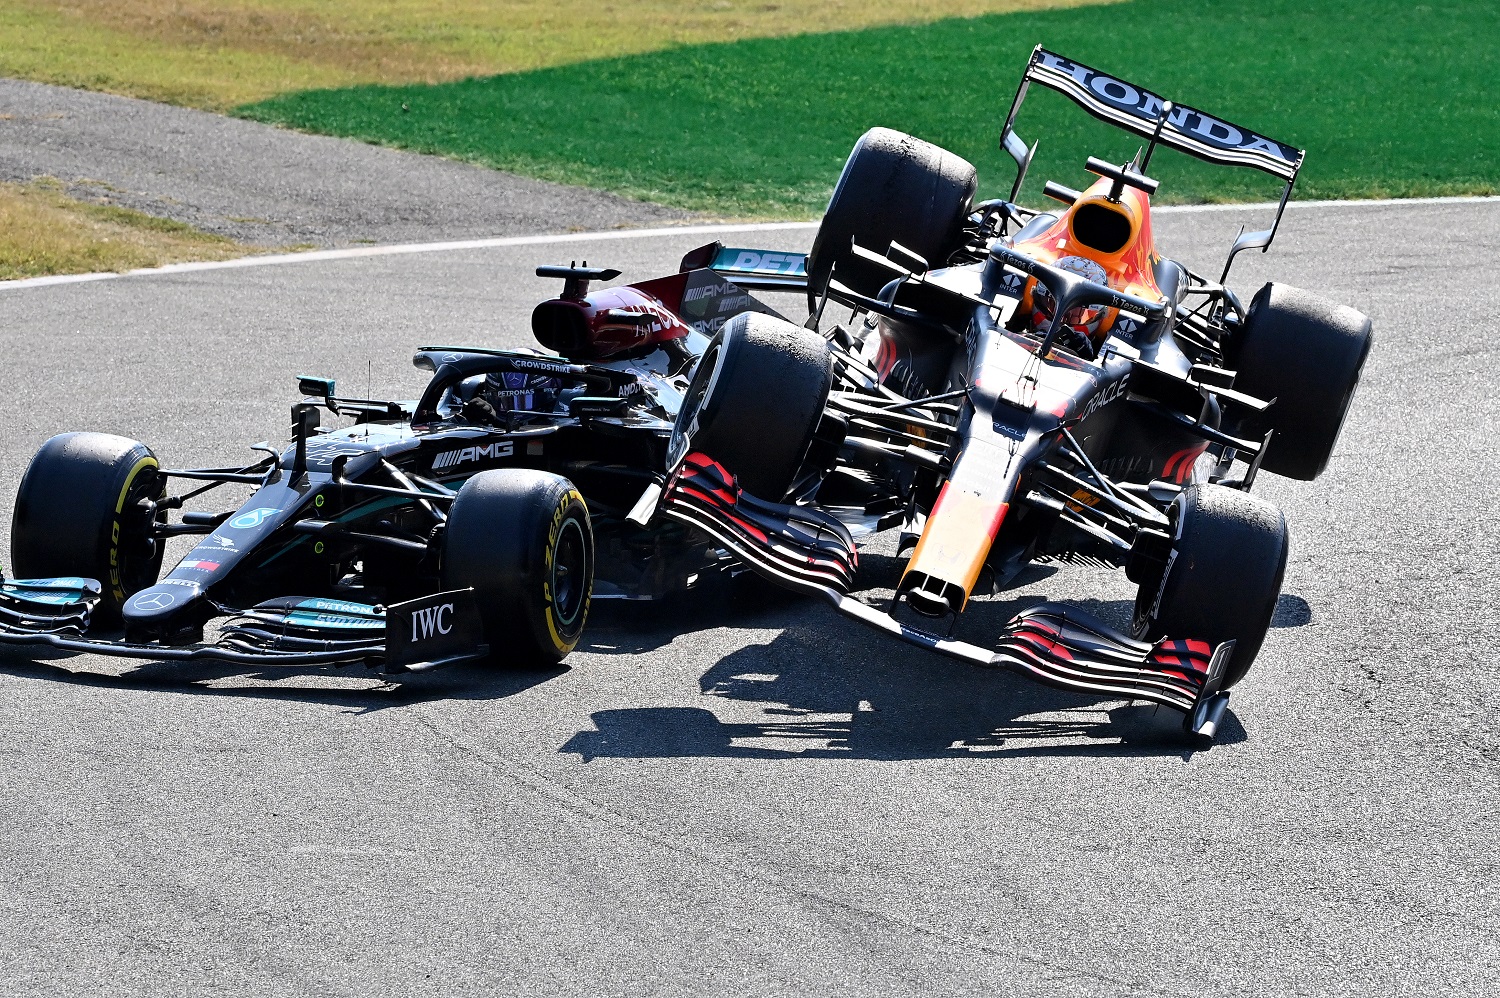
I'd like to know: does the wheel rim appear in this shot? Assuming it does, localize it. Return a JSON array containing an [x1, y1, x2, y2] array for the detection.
[[119, 468, 166, 595], [551, 517, 588, 629]]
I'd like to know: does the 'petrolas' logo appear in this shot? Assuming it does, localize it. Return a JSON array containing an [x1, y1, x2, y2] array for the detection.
[[724, 251, 807, 276]]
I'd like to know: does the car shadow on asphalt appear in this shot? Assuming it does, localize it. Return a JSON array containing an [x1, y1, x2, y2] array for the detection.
[[563, 622, 1248, 764], [579, 577, 808, 656], [565, 557, 1314, 763], [0, 562, 1310, 723]]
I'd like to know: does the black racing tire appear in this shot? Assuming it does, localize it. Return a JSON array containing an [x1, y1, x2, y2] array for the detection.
[[11, 432, 166, 624], [441, 470, 593, 669], [1224, 282, 1373, 481], [1132, 484, 1289, 689], [806, 127, 977, 309], [667, 312, 833, 501]]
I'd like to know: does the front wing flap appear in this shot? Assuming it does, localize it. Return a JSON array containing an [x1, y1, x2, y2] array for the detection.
[[0, 576, 100, 635], [658, 453, 857, 596]]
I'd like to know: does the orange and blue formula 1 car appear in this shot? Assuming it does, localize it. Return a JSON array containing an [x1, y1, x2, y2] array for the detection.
[[644, 48, 1372, 740]]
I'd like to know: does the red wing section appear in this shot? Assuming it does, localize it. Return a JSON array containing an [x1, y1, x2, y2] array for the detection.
[[659, 453, 858, 595], [993, 607, 1217, 712]]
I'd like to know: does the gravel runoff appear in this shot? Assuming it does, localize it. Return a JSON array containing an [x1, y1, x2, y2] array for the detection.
[[0, 77, 695, 248]]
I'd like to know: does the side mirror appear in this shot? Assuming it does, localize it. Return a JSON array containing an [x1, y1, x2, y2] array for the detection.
[[536, 263, 621, 300], [1219, 225, 1274, 284], [298, 375, 336, 400]]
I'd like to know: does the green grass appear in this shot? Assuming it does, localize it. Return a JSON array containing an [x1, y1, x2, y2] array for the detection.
[[0, 0, 1105, 111], [239, 0, 1500, 217]]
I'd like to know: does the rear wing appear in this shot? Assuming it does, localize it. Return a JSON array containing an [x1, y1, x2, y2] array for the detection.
[[679, 241, 808, 292], [1004, 48, 1302, 181], [1000, 47, 1305, 270]]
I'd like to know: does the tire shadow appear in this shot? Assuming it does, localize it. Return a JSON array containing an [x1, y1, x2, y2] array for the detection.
[[1272, 593, 1313, 627]]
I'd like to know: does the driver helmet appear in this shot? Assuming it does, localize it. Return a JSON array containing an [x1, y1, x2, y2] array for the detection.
[[1026, 255, 1114, 348]]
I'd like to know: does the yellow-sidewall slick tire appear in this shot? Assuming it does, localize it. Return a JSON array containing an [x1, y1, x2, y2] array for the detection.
[[441, 469, 593, 669], [11, 432, 166, 624]]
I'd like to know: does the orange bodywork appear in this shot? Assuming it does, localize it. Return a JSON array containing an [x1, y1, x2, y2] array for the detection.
[[1012, 178, 1163, 339], [905, 484, 1009, 599]]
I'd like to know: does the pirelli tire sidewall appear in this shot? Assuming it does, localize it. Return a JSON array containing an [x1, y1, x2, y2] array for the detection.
[[441, 469, 594, 668], [11, 432, 166, 624], [538, 488, 592, 655]]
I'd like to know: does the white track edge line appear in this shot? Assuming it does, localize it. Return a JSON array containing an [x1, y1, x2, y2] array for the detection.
[[3, 195, 1497, 291], [0, 221, 819, 291]]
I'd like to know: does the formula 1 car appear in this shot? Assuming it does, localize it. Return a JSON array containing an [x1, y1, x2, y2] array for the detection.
[[0, 255, 825, 676], [0, 49, 1369, 742], [647, 47, 1373, 739]]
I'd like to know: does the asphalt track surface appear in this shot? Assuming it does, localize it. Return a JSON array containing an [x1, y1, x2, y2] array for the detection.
[[0, 199, 1496, 997], [0, 79, 690, 246]]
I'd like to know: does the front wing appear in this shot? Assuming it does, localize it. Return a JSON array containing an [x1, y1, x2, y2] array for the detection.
[[656, 452, 1233, 738], [0, 579, 488, 673]]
